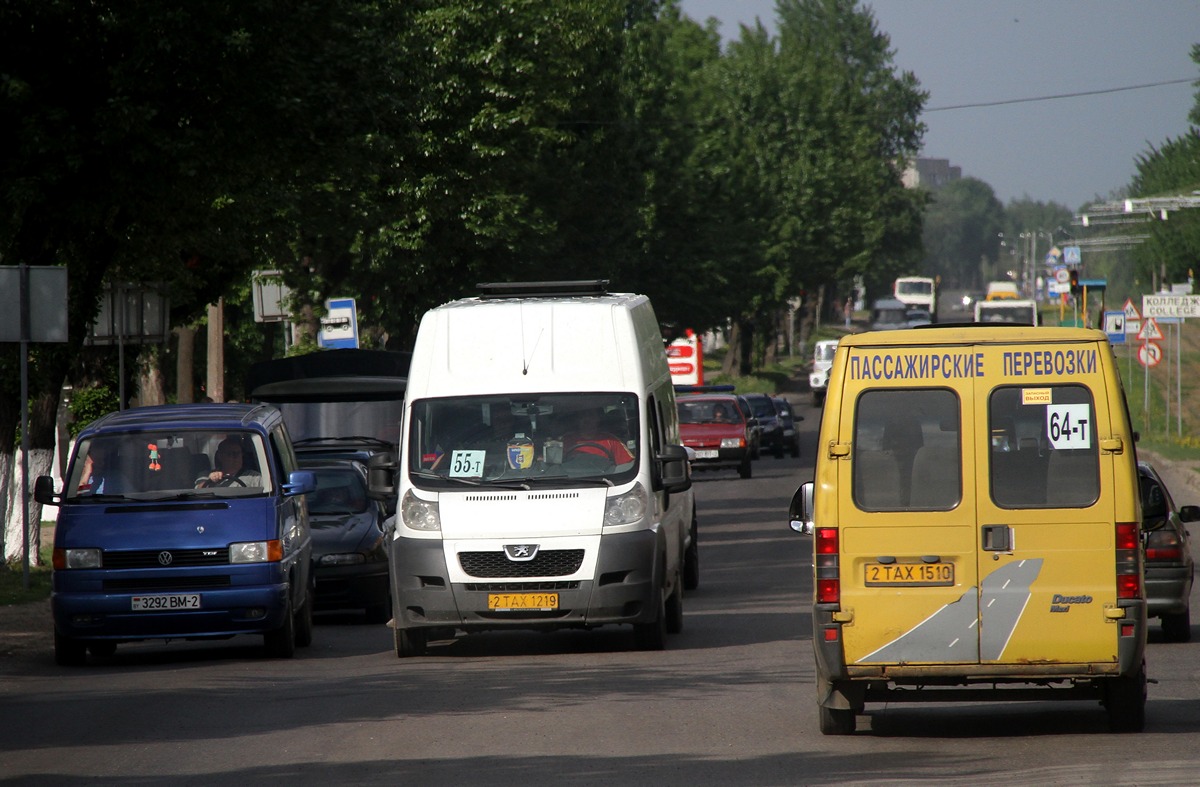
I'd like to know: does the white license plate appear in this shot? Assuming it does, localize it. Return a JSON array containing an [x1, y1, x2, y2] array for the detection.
[[694, 449, 719, 459], [131, 594, 201, 611]]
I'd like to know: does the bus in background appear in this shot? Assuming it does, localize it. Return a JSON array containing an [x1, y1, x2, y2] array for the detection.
[[975, 298, 1040, 326], [893, 276, 937, 321]]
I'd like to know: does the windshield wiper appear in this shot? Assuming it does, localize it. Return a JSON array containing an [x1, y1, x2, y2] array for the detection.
[[410, 471, 482, 487]]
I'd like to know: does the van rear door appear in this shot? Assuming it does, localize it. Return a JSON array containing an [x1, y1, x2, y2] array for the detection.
[[972, 341, 1120, 664], [835, 340, 1120, 667]]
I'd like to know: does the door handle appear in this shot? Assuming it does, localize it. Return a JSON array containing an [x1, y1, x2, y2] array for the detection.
[[982, 524, 1012, 552]]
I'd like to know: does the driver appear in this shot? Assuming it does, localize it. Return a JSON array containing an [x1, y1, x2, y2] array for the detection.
[[563, 410, 634, 465], [196, 437, 262, 488]]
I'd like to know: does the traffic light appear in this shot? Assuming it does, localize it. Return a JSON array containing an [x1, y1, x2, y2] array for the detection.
[[1069, 269, 1079, 294]]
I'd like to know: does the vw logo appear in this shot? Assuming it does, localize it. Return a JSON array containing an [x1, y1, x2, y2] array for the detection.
[[157, 551, 174, 566], [504, 544, 539, 561]]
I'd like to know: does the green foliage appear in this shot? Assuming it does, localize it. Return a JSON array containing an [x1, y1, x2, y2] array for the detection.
[[68, 387, 119, 437]]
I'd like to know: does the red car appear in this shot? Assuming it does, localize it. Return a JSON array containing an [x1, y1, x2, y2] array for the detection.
[[676, 394, 754, 479]]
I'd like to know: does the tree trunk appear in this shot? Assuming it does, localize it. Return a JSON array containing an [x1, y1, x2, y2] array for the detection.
[[176, 326, 196, 403], [137, 345, 166, 407], [720, 322, 740, 377], [207, 299, 225, 402]]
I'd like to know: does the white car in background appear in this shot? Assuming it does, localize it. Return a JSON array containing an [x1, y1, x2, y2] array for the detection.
[[809, 339, 839, 406]]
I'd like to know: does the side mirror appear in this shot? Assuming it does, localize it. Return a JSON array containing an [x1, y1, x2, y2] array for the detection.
[[34, 475, 60, 506], [367, 452, 398, 501], [789, 482, 814, 535], [284, 470, 317, 497], [1179, 504, 1200, 523], [657, 444, 692, 494]]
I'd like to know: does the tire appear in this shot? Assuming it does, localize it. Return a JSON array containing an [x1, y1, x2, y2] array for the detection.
[[665, 585, 683, 634], [683, 518, 700, 592], [633, 586, 667, 651], [813, 392, 825, 408], [1161, 608, 1191, 643], [264, 595, 297, 658], [738, 457, 752, 479], [816, 673, 856, 735], [55, 631, 87, 667], [394, 626, 427, 658], [294, 585, 314, 649], [1104, 662, 1147, 733], [88, 641, 117, 659], [790, 438, 801, 459], [773, 443, 784, 459]]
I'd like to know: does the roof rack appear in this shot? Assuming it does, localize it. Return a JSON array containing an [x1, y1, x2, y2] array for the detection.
[[476, 280, 610, 299]]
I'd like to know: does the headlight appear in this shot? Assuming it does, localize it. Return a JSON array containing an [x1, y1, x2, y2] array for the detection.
[[230, 540, 282, 563], [720, 437, 744, 448], [319, 553, 367, 566], [54, 548, 101, 569], [604, 483, 648, 527], [402, 489, 441, 531]]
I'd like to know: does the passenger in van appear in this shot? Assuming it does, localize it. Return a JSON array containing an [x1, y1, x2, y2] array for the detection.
[[77, 444, 130, 494], [196, 437, 262, 488], [563, 410, 634, 465]]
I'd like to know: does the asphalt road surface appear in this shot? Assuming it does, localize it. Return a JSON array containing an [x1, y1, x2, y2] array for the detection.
[[4, 395, 1200, 786]]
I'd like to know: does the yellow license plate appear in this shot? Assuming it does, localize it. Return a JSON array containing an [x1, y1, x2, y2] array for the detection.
[[488, 593, 559, 610], [864, 562, 954, 586]]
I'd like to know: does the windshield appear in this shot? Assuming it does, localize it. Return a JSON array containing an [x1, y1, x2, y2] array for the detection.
[[408, 392, 640, 488], [272, 401, 402, 445], [814, 343, 838, 363], [896, 280, 933, 296], [66, 430, 272, 501]]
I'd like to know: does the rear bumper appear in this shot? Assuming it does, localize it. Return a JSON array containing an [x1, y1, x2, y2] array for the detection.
[[1145, 565, 1193, 617], [314, 562, 390, 612]]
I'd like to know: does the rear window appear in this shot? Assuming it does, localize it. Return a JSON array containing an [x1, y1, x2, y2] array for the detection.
[[989, 385, 1099, 508], [852, 389, 961, 511]]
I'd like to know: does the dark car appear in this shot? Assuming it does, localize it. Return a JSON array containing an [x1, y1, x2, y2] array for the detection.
[[676, 394, 755, 478], [742, 393, 785, 458], [300, 460, 392, 623], [870, 297, 909, 331], [771, 396, 802, 458], [1139, 461, 1200, 642]]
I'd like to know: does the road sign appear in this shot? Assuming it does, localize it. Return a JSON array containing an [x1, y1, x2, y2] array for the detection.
[[1103, 311, 1126, 344], [1137, 317, 1164, 342], [1143, 294, 1200, 319], [1054, 267, 1070, 284], [1138, 342, 1162, 368], [319, 297, 359, 349], [1064, 246, 1082, 265], [1122, 298, 1140, 321]]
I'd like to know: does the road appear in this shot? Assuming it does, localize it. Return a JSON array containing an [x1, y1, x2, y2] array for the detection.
[[4, 396, 1200, 785]]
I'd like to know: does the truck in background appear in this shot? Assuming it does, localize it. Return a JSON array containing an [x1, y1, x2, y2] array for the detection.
[[893, 276, 937, 320], [975, 298, 1040, 326]]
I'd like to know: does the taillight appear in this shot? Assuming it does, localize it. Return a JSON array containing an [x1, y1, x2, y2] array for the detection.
[[815, 527, 840, 604], [1145, 530, 1183, 561], [1115, 521, 1142, 600]]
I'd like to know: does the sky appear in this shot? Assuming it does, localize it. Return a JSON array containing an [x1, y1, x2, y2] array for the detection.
[[677, 0, 1199, 210]]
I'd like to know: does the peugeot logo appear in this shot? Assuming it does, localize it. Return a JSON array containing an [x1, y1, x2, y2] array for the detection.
[[157, 551, 174, 566], [504, 544, 539, 561]]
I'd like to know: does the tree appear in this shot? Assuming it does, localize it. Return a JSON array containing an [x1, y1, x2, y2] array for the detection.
[[922, 178, 1005, 291]]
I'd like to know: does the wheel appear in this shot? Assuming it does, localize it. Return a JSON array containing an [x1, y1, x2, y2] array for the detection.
[[738, 457, 752, 479], [1104, 663, 1147, 733], [816, 673, 856, 735], [395, 626, 427, 658], [264, 595, 297, 658], [790, 438, 800, 459], [1161, 608, 1191, 643], [813, 392, 825, 407], [665, 585, 683, 634], [294, 584, 314, 648], [773, 441, 784, 459], [55, 631, 87, 666], [633, 585, 667, 651], [683, 518, 700, 591], [88, 641, 117, 658]]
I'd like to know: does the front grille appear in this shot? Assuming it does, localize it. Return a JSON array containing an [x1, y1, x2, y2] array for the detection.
[[103, 549, 228, 569], [458, 549, 584, 578], [103, 575, 232, 591], [464, 581, 581, 592]]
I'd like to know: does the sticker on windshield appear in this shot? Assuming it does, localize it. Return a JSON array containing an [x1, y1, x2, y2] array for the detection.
[[448, 450, 486, 477], [1046, 404, 1091, 450]]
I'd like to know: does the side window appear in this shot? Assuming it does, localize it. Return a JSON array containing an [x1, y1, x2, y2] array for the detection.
[[853, 389, 961, 511], [270, 428, 296, 480], [989, 385, 1098, 508]]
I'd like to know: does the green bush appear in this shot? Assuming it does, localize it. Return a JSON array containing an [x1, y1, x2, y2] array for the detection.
[[68, 386, 119, 438]]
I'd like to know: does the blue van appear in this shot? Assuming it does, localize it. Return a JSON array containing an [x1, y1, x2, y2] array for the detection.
[[34, 403, 316, 665]]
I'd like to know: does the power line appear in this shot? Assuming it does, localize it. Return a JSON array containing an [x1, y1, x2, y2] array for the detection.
[[926, 77, 1196, 113]]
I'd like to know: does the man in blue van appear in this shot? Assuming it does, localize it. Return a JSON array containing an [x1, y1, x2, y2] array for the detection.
[[196, 437, 262, 488]]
